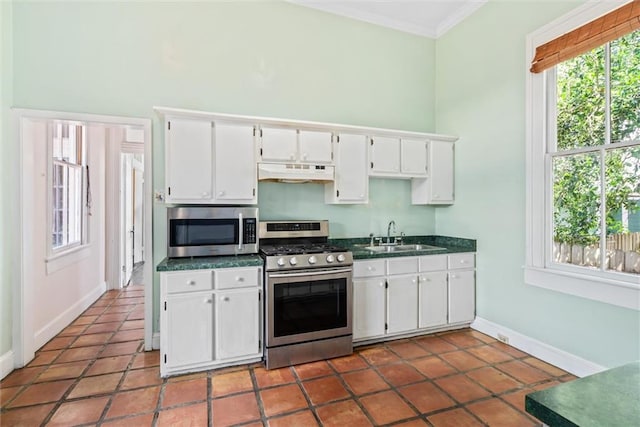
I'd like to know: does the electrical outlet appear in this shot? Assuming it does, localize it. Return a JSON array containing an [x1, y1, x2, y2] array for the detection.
[[497, 333, 509, 344]]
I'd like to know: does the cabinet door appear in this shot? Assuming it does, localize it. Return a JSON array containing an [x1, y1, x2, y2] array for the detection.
[[327, 133, 368, 203], [401, 138, 428, 176], [298, 130, 333, 164], [353, 278, 386, 340], [164, 293, 214, 369], [448, 270, 475, 324], [213, 123, 256, 204], [419, 272, 448, 328], [370, 136, 400, 175], [215, 288, 260, 360], [165, 118, 213, 202], [429, 140, 454, 203], [260, 128, 297, 162], [387, 275, 418, 334]]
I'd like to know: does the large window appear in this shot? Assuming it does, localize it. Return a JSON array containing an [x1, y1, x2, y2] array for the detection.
[[51, 122, 87, 253], [526, 1, 640, 309]]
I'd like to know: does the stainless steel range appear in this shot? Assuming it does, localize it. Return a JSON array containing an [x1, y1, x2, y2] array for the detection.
[[260, 220, 353, 369]]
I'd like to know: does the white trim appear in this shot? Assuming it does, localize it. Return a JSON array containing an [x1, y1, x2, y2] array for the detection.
[[435, 1, 487, 38], [152, 332, 160, 351], [33, 282, 106, 350], [471, 317, 606, 378], [45, 244, 91, 275], [0, 350, 14, 380]]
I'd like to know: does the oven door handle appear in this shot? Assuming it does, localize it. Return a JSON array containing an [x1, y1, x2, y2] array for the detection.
[[238, 213, 243, 250], [268, 267, 352, 278]]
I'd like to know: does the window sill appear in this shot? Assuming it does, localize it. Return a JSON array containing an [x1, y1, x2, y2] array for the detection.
[[525, 266, 640, 311], [46, 244, 91, 275]]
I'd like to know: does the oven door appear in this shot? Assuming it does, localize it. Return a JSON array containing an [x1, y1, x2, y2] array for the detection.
[[266, 267, 352, 347]]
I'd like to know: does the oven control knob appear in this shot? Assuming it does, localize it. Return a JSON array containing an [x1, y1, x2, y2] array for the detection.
[[326, 254, 335, 263], [308, 256, 317, 265], [277, 258, 286, 267], [289, 257, 298, 266], [337, 254, 346, 263]]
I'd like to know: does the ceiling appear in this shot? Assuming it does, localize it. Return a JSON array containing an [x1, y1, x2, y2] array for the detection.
[[291, 0, 488, 38]]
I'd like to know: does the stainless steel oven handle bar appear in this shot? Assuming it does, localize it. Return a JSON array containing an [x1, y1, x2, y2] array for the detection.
[[238, 212, 243, 250], [268, 268, 352, 278]]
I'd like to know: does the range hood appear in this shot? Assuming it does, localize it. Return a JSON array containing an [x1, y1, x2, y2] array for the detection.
[[258, 163, 334, 183]]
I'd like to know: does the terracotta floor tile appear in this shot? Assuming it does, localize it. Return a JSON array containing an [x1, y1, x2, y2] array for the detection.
[[496, 360, 552, 385], [40, 336, 76, 351], [387, 340, 431, 359], [0, 386, 22, 408], [157, 401, 208, 426], [413, 336, 458, 354], [409, 356, 457, 379], [211, 392, 261, 425], [128, 310, 145, 320], [56, 345, 104, 363], [377, 362, 425, 386], [523, 357, 568, 377], [162, 377, 207, 407], [110, 329, 144, 343], [70, 332, 113, 348], [86, 355, 133, 376], [100, 341, 141, 358], [466, 366, 522, 393], [533, 379, 562, 391], [439, 332, 484, 348], [316, 399, 373, 427], [104, 304, 136, 314], [560, 374, 578, 382], [101, 413, 155, 426], [254, 366, 296, 388], [29, 350, 62, 366], [0, 366, 47, 387], [260, 383, 308, 417], [131, 351, 160, 369], [394, 419, 429, 426], [268, 409, 319, 427], [72, 315, 99, 326], [293, 360, 334, 380], [467, 397, 538, 427], [467, 344, 514, 364], [467, 330, 497, 344], [0, 403, 55, 426], [58, 324, 88, 336], [85, 322, 122, 334], [68, 372, 123, 398], [328, 353, 369, 373], [439, 350, 486, 372], [105, 386, 161, 419], [434, 374, 491, 403], [501, 387, 533, 413], [35, 360, 91, 382], [166, 371, 208, 383], [427, 407, 484, 427], [342, 369, 389, 395], [113, 297, 145, 305], [302, 376, 350, 405], [120, 366, 162, 390], [490, 341, 529, 358], [359, 390, 417, 424], [97, 313, 130, 323], [83, 306, 108, 316], [399, 381, 456, 414], [7, 380, 74, 407], [358, 346, 400, 366], [48, 395, 109, 426], [119, 319, 145, 330], [211, 369, 253, 397]]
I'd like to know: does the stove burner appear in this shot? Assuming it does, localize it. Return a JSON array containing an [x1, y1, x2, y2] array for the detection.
[[260, 243, 344, 256]]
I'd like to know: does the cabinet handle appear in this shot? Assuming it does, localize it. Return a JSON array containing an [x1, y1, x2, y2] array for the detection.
[[379, 282, 384, 287], [302, 153, 308, 160], [367, 266, 374, 271], [460, 259, 467, 264], [222, 296, 230, 302], [187, 280, 196, 286], [359, 194, 364, 198], [204, 298, 212, 303], [235, 276, 244, 282], [202, 192, 209, 198], [451, 274, 457, 279], [218, 190, 225, 196], [412, 279, 417, 284]]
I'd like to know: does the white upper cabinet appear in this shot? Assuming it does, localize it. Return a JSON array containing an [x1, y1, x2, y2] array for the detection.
[[213, 123, 257, 204], [401, 138, 428, 176], [259, 128, 333, 164], [165, 117, 214, 203], [412, 139, 454, 205], [369, 136, 401, 175], [298, 130, 333, 164], [325, 133, 368, 204]]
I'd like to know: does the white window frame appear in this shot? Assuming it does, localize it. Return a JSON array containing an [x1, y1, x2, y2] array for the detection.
[[525, 0, 640, 311]]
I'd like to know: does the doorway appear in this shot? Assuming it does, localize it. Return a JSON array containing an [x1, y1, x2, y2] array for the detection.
[[121, 151, 144, 288]]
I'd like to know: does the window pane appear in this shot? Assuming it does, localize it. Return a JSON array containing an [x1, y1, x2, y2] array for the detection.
[[556, 46, 605, 150], [552, 153, 601, 267], [610, 29, 640, 144], [605, 146, 640, 274]]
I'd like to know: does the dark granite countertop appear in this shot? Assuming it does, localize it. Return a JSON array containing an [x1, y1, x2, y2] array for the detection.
[[525, 361, 640, 427], [156, 255, 263, 272], [331, 235, 476, 260]]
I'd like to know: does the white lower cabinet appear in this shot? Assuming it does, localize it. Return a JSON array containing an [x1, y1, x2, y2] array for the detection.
[[160, 266, 262, 377], [353, 253, 475, 343]]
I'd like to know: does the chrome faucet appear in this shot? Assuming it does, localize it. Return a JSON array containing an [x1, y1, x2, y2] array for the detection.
[[387, 220, 396, 244]]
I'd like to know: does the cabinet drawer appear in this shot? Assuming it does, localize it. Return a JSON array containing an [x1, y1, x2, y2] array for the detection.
[[388, 257, 418, 275], [353, 260, 385, 278], [448, 253, 475, 270], [164, 270, 212, 294], [419, 255, 447, 272], [214, 267, 260, 290]]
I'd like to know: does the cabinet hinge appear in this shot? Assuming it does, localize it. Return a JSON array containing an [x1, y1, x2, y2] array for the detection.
[[370, 162, 374, 169], [253, 127, 256, 137], [164, 354, 167, 364], [385, 280, 388, 289], [167, 121, 170, 130], [336, 135, 340, 143], [164, 301, 167, 311], [253, 188, 256, 196], [336, 190, 340, 197], [370, 138, 374, 146], [168, 187, 171, 196], [260, 129, 263, 138], [385, 323, 388, 330], [260, 148, 263, 156], [331, 152, 334, 160]]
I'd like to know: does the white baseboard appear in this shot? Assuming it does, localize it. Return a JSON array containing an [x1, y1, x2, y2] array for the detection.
[[33, 282, 107, 350], [152, 332, 160, 350], [1, 350, 15, 380], [471, 317, 605, 378]]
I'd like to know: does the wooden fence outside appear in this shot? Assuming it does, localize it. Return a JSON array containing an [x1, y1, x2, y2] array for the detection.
[[553, 232, 640, 274]]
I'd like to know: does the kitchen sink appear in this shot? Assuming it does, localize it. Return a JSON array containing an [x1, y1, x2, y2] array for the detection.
[[358, 244, 445, 253]]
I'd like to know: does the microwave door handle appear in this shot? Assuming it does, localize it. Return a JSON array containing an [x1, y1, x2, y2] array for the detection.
[[238, 213, 243, 250]]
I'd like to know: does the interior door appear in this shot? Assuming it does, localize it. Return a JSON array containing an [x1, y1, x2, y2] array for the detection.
[[121, 154, 134, 286]]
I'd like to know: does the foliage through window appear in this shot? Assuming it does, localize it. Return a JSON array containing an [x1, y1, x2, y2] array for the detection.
[[551, 29, 640, 275], [51, 122, 86, 252]]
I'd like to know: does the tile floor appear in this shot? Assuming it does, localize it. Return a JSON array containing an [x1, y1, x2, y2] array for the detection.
[[0, 284, 575, 426]]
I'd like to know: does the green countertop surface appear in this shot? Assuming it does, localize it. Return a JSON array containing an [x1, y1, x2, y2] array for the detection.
[[525, 361, 640, 427], [156, 254, 263, 272]]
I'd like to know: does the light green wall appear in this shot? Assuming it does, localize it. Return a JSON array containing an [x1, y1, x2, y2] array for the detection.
[[7, 1, 437, 344], [435, 0, 640, 368]]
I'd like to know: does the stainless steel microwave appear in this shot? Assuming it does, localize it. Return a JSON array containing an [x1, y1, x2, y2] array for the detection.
[[167, 207, 258, 258]]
